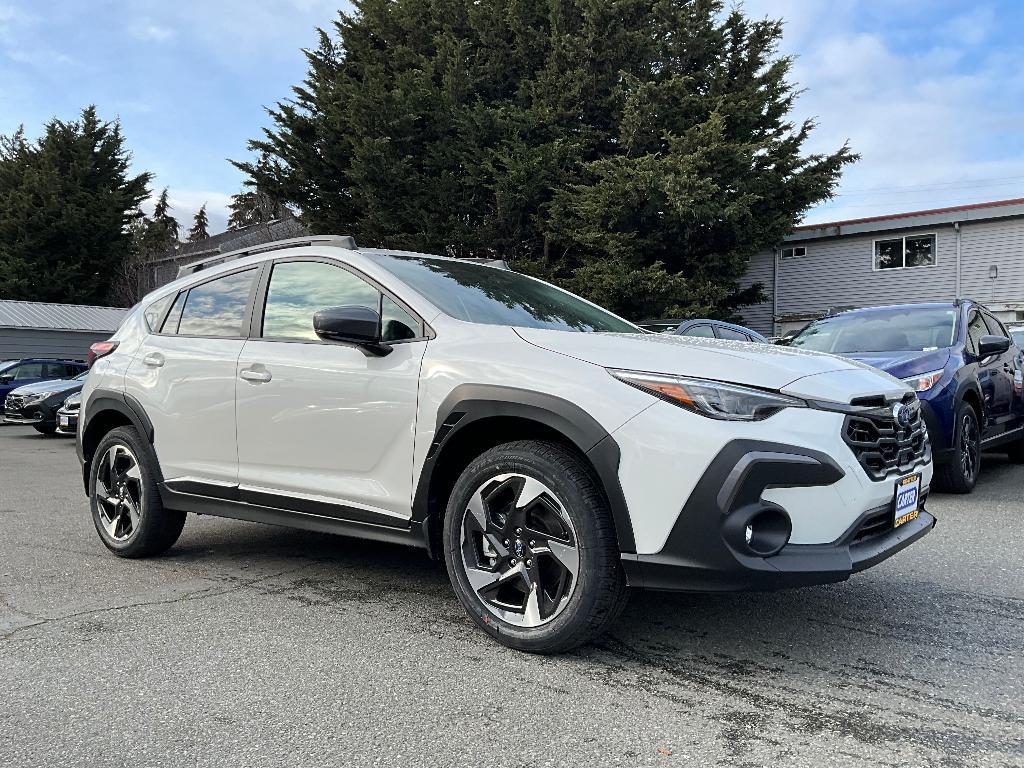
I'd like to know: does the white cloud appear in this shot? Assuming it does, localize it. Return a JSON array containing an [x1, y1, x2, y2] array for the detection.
[[130, 22, 175, 43], [741, 1, 1024, 224], [143, 189, 233, 236]]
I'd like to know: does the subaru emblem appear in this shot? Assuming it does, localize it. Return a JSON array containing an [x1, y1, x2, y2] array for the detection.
[[514, 539, 525, 558], [892, 402, 912, 427]]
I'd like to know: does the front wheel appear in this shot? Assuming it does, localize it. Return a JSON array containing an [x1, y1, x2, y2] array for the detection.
[[934, 402, 981, 493], [443, 440, 628, 653]]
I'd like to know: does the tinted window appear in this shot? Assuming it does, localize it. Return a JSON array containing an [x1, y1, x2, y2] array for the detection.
[[790, 307, 958, 353], [13, 363, 44, 380], [144, 294, 174, 332], [381, 296, 419, 342], [177, 269, 256, 338], [966, 312, 987, 355], [44, 363, 74, 378], [983, 313, 1008, 338], [162, 292, 187, 334], [374, 255, 639, 333], [263, 261, 379, 341], [716, 326, 749, 341], [683, 325, 716, 338]]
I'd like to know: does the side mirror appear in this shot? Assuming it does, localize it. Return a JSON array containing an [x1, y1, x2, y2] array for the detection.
[[978, 335, 1011, 358], [313, 306, 392, 356]]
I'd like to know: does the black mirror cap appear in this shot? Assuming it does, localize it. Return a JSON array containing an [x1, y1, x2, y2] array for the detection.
[[978, 334, 1011, 357], [313, 305, 392, 356]]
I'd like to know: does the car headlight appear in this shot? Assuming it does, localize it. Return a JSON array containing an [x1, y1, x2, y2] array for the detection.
[[22, 393, 49, 405], [610, 369, 806, 421], [901, 369, 944, 392]]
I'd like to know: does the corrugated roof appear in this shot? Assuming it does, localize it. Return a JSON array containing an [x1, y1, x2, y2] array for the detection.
[[794, 197, 1024, 231], [0, 300, 129, 332]]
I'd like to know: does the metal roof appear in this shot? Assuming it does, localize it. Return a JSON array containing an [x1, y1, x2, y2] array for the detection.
[[787, 197, 1024, 242], [0, 300, 129, 332]]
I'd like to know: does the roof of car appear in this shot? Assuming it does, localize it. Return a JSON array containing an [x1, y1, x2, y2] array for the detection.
[[832, 302, 959, 316]]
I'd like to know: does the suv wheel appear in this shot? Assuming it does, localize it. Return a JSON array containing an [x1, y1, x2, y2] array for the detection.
[[443, 440, 628, 653], [934, 402, 981, 493], [90, 426, 186, 557]]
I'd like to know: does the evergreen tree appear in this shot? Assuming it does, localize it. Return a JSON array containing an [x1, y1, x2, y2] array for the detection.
[[144, 187, 179, 252], [227, 156, 290, 229], [187, 204, 210, 242], [237, 0, 855, 319], [0, 107, 151, 304]]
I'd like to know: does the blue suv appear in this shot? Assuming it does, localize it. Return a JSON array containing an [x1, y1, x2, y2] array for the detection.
[[786, 300, 1024, 493], [0, 359, 87, 411]]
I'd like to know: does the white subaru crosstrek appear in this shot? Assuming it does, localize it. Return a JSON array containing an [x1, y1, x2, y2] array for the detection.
[[78, 235, 934, 652]]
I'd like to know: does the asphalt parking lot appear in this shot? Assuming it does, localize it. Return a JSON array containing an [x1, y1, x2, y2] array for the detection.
[[1, 425, 1022, 767]]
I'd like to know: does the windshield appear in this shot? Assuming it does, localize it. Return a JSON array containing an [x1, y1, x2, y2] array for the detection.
[[0, 360, 17, 374], [375, 255, 640, 333], [73, 370, 89, 381], [789, 307, 958, 354]]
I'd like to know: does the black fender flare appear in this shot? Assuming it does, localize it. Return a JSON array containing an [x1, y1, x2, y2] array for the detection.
[[411, 384, 637, 554], [78, 389, 156, 492]]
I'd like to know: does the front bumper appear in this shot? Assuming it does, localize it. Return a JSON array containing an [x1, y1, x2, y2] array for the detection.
[[55, 409, 79, 434], [2, 406, 51, 425], [617, 436, 935, 592]]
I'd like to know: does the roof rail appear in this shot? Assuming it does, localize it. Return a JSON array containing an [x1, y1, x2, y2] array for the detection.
[[176, 235, 357, 278]]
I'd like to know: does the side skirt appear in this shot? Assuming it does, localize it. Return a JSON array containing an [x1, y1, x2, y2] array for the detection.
[[159, 484, 431, 551]]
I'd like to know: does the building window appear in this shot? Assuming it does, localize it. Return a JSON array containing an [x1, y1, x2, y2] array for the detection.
[[873, 234, 936, 270], [780, 246, 806, 259]]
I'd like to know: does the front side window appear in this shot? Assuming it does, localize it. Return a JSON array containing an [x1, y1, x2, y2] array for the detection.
[[715, 326, 749, 341], [263, 261, 379, 341], [374, 255, 639, 333], [381, 295, 419, 342], [13, 362, 44, 380], [684, 325, 716, 338], [176, 268, 257, 338], [966, 312, 987, 355], [790, 307, 958, 353], [874, 234, 936, 270]]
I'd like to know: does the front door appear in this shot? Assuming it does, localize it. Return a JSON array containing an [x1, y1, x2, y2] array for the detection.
[[234, 258, 426, 524]]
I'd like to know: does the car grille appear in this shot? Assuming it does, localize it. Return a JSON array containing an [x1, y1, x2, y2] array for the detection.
[[842, 395, 929, 481], [5, 393, 25, 411]]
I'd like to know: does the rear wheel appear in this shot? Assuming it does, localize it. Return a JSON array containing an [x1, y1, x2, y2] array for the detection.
[[443, 440, 628, 653], [934, 402, 981, 493], [90, 426, 185, 557]]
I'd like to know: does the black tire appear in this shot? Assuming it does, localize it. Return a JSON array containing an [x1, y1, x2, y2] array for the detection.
[[443, 440, 628, 653], [89, 426, 185, 558], [933, 401, 981, 493], [33, 422, 57, 435]]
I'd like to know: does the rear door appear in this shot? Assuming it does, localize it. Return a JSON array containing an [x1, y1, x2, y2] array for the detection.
[[123, 266, 260, 487], [234, 257, 427, 523]]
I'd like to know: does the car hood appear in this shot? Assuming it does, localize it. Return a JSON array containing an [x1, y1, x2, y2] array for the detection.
[[9, 378, 82, 397], [842, 348, 951, 378], [514, 328, 910, 400]]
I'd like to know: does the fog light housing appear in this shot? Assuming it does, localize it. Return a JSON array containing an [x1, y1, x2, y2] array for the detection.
[[724, 504, 792, 558]]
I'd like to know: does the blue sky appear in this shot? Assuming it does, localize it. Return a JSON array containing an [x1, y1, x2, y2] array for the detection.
[[1, 0, 1022, 233]]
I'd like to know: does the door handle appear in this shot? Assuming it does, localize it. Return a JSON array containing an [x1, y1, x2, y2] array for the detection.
[[143, 352, 165, 368], [239, 367, 272, 383]]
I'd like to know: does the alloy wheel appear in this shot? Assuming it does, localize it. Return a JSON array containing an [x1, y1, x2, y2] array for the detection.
[[459, 473, 579, 628], [960, 412, 979, 483], [95, 443, 143, 541]]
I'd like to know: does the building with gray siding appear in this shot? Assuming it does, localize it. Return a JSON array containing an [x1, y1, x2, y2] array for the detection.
[[0, 300, 129, 361], [737, 198, 1024, 336]]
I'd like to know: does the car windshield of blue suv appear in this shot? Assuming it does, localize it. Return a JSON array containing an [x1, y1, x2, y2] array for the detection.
[[375, 254, 641, 333], [788, 307, 958, 353]]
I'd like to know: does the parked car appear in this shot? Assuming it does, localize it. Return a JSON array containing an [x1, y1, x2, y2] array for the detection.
[[78, 236, 934, 653], [4, 370, 89, 434], [0, 359, 87, 410], [1009, 325, 1024, 350], [638, 318, 767, 342], [56, 391, 82, 435], [786, 300, 1024, 493]]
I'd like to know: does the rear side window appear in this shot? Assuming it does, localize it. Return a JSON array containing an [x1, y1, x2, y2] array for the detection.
[[144, 294, 175, 332], [13, 363, 44, 380], [716, 326, 748, 341], [262, 261, 379, 341], [176, 269, 257, 338]]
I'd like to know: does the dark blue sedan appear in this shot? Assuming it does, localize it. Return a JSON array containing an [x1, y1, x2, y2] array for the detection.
[[786, 301, 1024, 493]]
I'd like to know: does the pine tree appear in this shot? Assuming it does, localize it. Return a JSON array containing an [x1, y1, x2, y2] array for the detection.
[[236, 0, 855, 319], [187, 204, 210, 242], [227, 156, 289, 229], [0, 107, 151, 304], [144, 187, 179, 252]]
